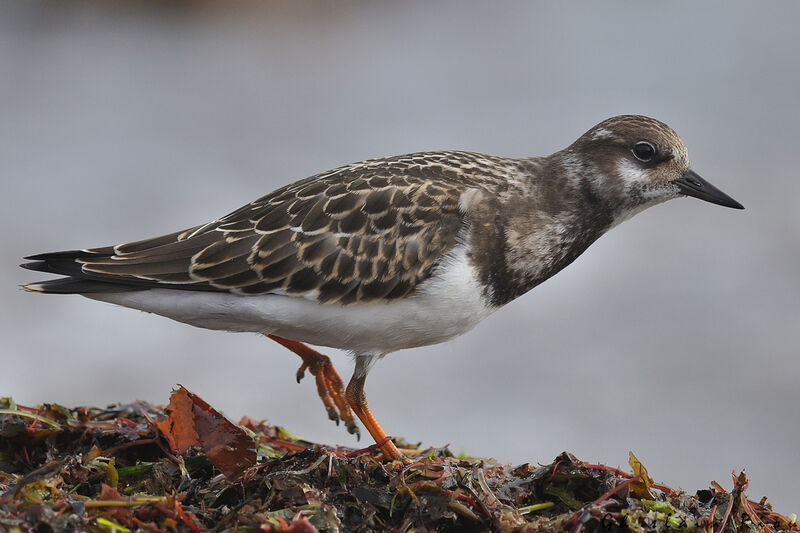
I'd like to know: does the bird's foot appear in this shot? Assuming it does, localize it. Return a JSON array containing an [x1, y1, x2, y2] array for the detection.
[[267, 335, 361, 438], [296, 356, 360, 439]]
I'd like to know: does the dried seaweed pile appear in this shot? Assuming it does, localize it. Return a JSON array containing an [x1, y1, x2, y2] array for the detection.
[[0, 388, 796, 533]]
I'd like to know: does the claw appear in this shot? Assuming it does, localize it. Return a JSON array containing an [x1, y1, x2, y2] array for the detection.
[[327, 407, 340, 425], [348, 422, 361, 440], [296, 363, 308, 384]]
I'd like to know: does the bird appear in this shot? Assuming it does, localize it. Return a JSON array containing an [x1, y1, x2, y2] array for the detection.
[[21, 115, 743, 461]]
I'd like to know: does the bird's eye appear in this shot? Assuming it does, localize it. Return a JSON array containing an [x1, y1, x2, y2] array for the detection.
[[632, 141, 656, 162]]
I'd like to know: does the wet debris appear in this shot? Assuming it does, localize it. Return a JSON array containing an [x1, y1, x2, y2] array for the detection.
[[0, 388, 796, 532]]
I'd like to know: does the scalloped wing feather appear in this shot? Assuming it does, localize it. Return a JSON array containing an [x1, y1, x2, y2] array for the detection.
[[30, 151, 516, 304]]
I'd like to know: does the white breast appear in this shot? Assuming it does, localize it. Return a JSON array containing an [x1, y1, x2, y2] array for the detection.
[[85, 243, 496, 356]]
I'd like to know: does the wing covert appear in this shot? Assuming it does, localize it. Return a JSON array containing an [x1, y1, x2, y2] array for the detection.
[[69, 155, 485, 304]]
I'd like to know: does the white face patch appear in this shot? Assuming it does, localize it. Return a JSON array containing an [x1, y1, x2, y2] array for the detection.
[[607, 159, 682, 229], [617, 159, 649, 187], [616, 159, 680, 201]]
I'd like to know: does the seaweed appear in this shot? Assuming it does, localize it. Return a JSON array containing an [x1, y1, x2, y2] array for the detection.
[[0, 389, 796, 533]]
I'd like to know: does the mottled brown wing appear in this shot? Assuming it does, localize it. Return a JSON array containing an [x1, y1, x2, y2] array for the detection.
[[70, 153, 482, 304]]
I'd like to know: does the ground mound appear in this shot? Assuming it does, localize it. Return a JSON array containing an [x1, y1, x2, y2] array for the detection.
[[0, 388, 795, 532]]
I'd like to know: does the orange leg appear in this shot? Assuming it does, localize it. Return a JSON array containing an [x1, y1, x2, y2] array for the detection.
[[267, 335, 359, 437], [345, 371, 403, 461]]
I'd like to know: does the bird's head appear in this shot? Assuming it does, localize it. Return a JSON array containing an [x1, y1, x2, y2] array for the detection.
[[562, 115, 743, 225]]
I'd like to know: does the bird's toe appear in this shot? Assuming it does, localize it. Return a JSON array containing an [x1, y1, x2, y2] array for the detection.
[[327, 407, 340, 425]]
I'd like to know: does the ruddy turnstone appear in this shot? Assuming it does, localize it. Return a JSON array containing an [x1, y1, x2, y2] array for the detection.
[[22, 115, 743, 461]]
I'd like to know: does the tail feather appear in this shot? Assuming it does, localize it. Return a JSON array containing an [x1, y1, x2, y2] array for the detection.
[[23, 248, 113, 261], [22, 246, 151, 294], [20, 248, 221, 294], [22, 224, 225, 296], [22, 277, 139, 294], [20, 258, 85, 277]]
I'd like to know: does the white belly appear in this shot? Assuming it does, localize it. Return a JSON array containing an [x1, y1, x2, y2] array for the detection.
[[85, 244, 496, 355]]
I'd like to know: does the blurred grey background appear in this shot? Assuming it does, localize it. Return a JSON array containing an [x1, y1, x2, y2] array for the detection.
[[2, 0, 798, 513]]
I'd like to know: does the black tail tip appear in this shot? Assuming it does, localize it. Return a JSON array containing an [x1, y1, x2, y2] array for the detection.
[[20, 277, 139, 294], [20, 262, 45, 272]]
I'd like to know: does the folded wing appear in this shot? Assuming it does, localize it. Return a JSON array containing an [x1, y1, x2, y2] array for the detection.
[[23, 154, 479, 305]]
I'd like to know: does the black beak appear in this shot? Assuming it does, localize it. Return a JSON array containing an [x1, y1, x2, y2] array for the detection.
[[674, 169, 744, 209]]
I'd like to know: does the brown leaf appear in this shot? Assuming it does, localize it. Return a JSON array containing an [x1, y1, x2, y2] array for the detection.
[[97, 483, 122, 501], [628, 451, 654, 499], [84, 445, 103, 464], [155, 386, 200, 452], [156, 385, 256, 478], [97, 483, 130, 524]]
